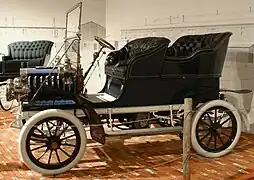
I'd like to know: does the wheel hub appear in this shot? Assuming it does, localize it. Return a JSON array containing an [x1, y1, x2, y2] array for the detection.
[[47, 136, 61, 150], [51, 142, 59, 150], [211, 122, 221, 131]]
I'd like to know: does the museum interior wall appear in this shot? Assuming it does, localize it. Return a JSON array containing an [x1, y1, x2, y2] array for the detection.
[[0, 0, 106, 93], [105, 0, 254, 132], [0, 0, 105, 58]]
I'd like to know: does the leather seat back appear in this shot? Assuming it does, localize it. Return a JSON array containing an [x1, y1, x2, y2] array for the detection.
[[106, 37, 170, 66], [7, 40, 54, 66], [167, 32, 231, 57]]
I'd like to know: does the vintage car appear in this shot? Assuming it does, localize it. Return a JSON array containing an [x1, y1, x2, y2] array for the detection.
[[2, 2, 247, 176]]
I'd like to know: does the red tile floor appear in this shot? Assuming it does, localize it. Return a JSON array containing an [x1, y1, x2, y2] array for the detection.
[[0, 110, 254, 179]]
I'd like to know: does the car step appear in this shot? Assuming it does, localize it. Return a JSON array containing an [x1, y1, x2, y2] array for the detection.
[[106, 126, 182, 137]]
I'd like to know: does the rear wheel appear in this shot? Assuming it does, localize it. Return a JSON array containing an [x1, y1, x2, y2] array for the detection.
[[191, 100, 241, 158], [19, 109, 87, 175]]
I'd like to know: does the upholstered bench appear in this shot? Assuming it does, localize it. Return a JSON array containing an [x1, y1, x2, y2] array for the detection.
[[0, 40, 53, 81]]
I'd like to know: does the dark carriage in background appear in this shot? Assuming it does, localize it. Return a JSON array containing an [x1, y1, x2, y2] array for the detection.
[[0, 40, 53, 81], [3, 2, 246, 176]]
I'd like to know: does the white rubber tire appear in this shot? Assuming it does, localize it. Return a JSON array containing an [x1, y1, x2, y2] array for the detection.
[[191, 100, 241, 158], [19, 109, 87, 175]]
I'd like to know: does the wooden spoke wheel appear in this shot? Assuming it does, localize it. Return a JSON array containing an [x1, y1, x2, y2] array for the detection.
[[191, 100, 241, 158], [19, 109, 87, 175]]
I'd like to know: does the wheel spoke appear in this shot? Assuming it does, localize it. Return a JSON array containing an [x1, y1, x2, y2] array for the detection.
[[61, 143, 76, 147], [48, 121, 57, 127], [31, 144, 47, 152], [37, 148, 49, 161], [55, 120, 63, 136], [55, 150, 61, 164], [221, 127, 233, 133], [217, 132, 225, 145], [41, 123, 44, 131], [59, 148, 71, 157], [221, 131, 231, 138], [200, 131, 211, 141], [48, 150, 53, 164], [206, 113, 213, 124], [214, 109, 218, 123], [35, 127, 47, 138], [206, 133, 213, 147], [61, 134, 75, 141], [220, 117, 231, 126], [45, 121, 52, 137], [30, 143, 39, 145], [30, 137, 48, 143], [58, 124, 69, 137], [197, 128, 210, 132], [200, 120, 212, 128], [217, 111, 225, 123], [214, 133, 217, 149]]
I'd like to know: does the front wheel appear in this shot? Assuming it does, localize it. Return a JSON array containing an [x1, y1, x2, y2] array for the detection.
[[19, 109, 87, 175], [191, 100, 241, 158]]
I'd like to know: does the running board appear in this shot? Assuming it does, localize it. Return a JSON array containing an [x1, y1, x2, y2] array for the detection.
[[220, 88, 252, 94], [106, 126, 182, 137]]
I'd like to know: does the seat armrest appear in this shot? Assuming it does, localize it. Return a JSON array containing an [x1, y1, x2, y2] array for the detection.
[[43, 54, 51, 66]]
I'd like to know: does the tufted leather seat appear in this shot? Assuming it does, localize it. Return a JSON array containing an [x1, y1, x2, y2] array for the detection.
[[105, 37, 170, 79], [166, 32, 230, 58], [161, 32, 233, 78], [1, 40, 53, 74]]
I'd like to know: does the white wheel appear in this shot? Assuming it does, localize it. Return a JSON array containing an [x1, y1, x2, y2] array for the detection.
[[191, 100, 241, 158], [19, 109, 87, 175]]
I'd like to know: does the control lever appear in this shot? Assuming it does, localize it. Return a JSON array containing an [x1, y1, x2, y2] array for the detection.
[[84, 46, 104, 79]]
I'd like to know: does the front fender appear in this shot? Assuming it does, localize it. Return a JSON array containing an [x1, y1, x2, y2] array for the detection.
[[34, 87, 106, 144]]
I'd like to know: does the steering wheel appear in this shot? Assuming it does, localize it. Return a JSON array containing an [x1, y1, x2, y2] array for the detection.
[[95, 36, 115, 50]]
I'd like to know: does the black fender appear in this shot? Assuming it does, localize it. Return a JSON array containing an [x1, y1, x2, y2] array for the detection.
[[36, 87, 106, 144]]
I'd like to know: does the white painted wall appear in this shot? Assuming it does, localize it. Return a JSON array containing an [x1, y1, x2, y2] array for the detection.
[[0, 0, 105, 58], [0, 0, 105, 27], [106, 0, 254, 40]]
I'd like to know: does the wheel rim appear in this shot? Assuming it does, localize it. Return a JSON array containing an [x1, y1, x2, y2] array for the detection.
[[25, 117, 81, 170], [195, 106, 238, 152]]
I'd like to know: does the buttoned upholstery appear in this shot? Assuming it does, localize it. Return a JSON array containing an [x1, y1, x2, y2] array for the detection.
[[162, 32, 233, 78], [105, 37, 171, 79], [4, 40, 53, 66], [166, 32, 229, 57], [1, 40, 53, 74]]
